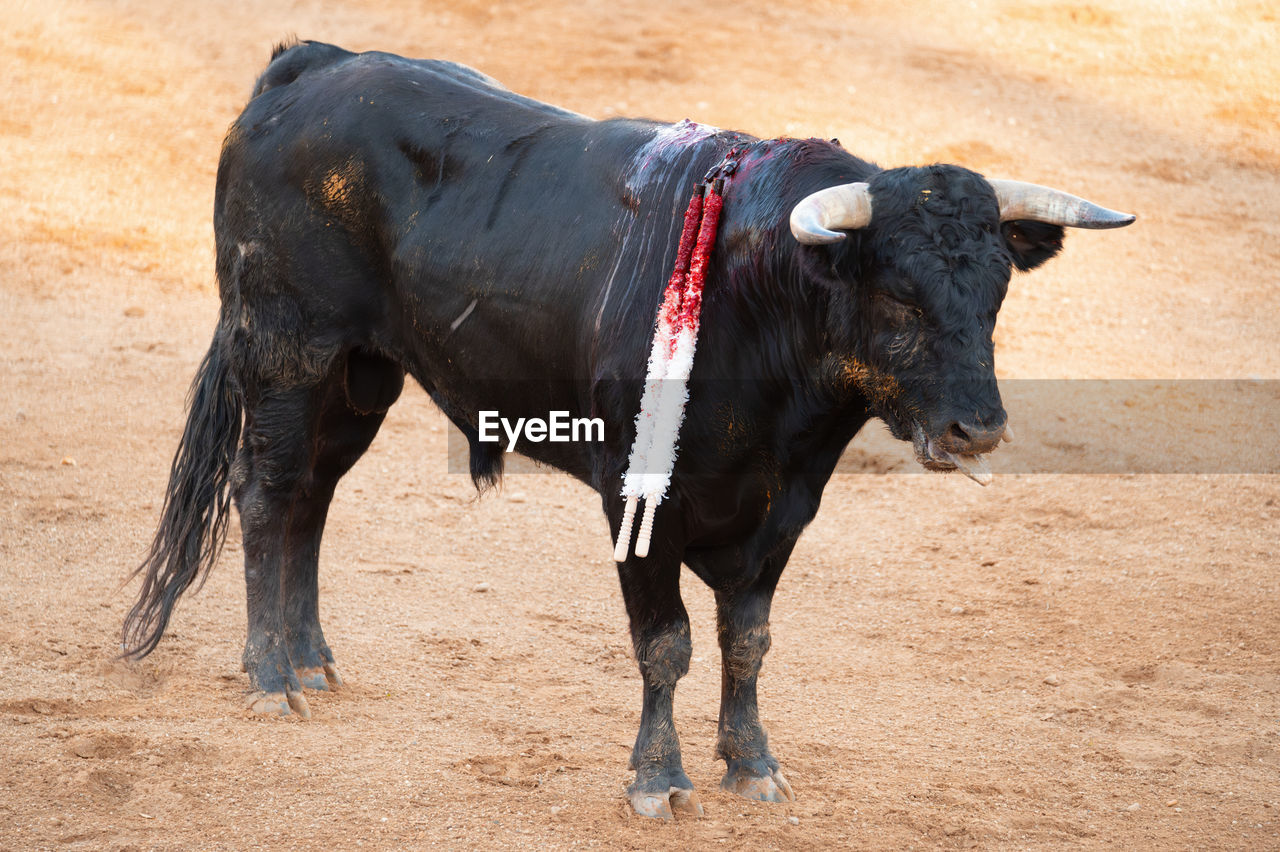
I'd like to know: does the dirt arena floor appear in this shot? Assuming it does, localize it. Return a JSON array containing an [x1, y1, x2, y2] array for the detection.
[[2, 0, 1278, 848]]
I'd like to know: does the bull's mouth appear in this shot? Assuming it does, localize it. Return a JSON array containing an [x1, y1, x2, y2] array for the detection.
[[909, 421, 1008, 486]]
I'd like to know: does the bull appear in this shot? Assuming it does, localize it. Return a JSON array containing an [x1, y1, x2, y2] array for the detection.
[[124, 40, 1134, 820]]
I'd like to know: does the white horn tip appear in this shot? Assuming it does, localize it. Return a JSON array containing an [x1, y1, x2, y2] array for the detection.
[[989, 178, 1137, 229], [789, 215, 847, 244], [789, 181, 873, 244], [1078, 209, 1137, 230]]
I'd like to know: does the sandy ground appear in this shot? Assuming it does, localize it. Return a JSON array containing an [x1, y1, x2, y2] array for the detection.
[[2, 0, 1278, 848]]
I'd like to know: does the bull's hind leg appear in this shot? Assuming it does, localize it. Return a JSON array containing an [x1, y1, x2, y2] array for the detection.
[[615, 527, 703, 820], [284, 353, 401, 693], [234, 351, 402, 717], [233, 385, 317, 716], [282, 482, 345, 694]]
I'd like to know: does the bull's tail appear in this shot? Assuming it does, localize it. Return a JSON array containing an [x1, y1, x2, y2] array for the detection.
[[122, 332, 242, 659]]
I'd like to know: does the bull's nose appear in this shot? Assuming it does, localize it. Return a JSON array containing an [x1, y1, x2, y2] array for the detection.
[[942, 416, 1007, 455]]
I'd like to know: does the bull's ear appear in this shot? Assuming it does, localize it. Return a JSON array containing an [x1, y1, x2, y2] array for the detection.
[[1002, 220, 1065, 271]]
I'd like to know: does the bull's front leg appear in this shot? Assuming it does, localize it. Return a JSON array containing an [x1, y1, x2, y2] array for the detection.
[[617, 547, 703, 820], [715, 579, 795, 803]]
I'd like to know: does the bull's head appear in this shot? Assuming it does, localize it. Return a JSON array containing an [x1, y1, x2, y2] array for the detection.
[[789, 165, 1134, 484]]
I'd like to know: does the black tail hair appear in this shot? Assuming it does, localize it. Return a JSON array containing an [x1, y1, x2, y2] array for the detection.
[[122, 333, 242, 658]]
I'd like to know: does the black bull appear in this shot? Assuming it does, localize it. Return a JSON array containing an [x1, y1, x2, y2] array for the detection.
[[124, 41, 1134, 819]]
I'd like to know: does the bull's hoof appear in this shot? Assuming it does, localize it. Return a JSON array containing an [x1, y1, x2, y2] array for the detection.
[[245, 689, 311, 720], [296, 667, 328, 690], [295, 664, 343, 691], [630, 787, 704, 820], [721, 767, 794, 803]]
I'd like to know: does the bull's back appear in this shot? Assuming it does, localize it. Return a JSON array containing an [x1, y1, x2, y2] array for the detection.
[[214, 43, 695, 483], [228, 42, 595, 193]]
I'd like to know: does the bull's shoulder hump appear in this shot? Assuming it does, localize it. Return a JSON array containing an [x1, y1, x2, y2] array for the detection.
[[252, 40, 358, 97]]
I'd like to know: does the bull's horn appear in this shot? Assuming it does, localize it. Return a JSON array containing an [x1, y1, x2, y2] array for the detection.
[[989, 179, 1135, 229], [790, 182, 873, 244]]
